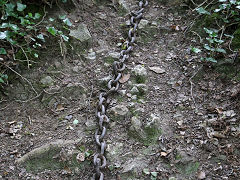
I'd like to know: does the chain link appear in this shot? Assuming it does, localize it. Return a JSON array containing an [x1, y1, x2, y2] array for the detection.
[[93, 1, 148, 179]]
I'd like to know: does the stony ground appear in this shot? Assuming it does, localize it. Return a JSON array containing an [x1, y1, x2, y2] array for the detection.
[[0, 0, 240, 180]]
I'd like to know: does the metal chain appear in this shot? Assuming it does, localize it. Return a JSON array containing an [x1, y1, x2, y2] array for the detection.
[[93, 1, 148, 179]]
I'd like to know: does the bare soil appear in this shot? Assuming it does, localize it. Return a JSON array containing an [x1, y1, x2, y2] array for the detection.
[[0, 1, 240, 180]]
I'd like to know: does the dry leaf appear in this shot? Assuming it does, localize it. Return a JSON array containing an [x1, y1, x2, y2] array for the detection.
[[160, 152, 168, 157], [198, 171, 206, 179], [149, 66, 166, 74], [56, 104, 64, 111], [171, 25, 181, 31], [212, 131, 226, 138], [119, 74, 130, 84]]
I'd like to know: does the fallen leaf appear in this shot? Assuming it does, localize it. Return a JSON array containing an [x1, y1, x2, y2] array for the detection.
[[119, 74, 130, 84], [171, 25, 181, 31], [212, 131, 226, 138], [198, 171, 206, 179], [160, 151, 168, 157], [76, 153, 85, 162], [149, 66, 166, 74], [56, 104, 64, 111]]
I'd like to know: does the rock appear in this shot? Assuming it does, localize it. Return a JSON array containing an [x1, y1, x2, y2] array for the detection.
[[131, 116, 142, 130], [85, 118, 96, 130], [121, 157, 148, 173], [118, 0, 131, 12], [40, 76, 54, 86], [106, 142, 123, 158], [131, 95, 137, 100], [109, 104, 129, 117], [108, 52, 120, 59], [70, 23, 92, 43], [133, 65, 147, 77], [138, 19, 149, 29], [72, 66, 79, 72], [131, 86, 139, 94], [135, 84, 148, 93], [149, 66, 166, 74], [84, 49, 96, 60], [98, 75, 112, 86]]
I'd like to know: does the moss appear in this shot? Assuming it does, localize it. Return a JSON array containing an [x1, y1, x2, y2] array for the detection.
[[176, 161, 200, 176], [24, 146, 91, 173], [139, 27, 158, 43], [104, 56, 115, 64], [25, 147, 62, 172], [117, 4, 128, 16], [143, 126, 161, 146], [128, 125, 161, 146], [232, 27, 240, 50], [135, 75, 146, 84]]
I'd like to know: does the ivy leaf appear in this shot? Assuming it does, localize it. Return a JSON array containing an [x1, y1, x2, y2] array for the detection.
[[191, 47, 201, 53], [61, 34, 69, 41], [17, 2, 26, 12], [196, 7, 210, 15], [0, 48, 7, 54], [49, 18, 55, 22], [9, 23, 19, 31], [215, 48, 226, 53], [34, 13, 41, 19], [0, 31, 7, 39], [59, 15, 66, 20], [0, 78, 4, 83], [34, 53, 38, 58], [205, 57, 217, 63], [63, 18, 72, 26], [204, 44, 212, 51], [37, 34, 45, 41], [0, 23, 9, 28], [47, 27, 57, 36]]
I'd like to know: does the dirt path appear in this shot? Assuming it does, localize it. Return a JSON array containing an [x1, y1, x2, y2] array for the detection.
[[0, 1, 239, 180]]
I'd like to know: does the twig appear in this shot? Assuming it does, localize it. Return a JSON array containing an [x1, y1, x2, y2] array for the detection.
[[192, 0, 208, 11], [0, 62, 38, 96], [34, 5, 47, 27], [15, 91, 43, 103], [191, 31, 203, 43], [17, 45, 31, 69], [189, 65, 203, 111]]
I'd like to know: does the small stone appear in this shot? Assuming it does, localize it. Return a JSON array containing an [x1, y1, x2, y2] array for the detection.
[[151, 21, 158, 26], [108, 52, 120, 59], [149, 66, 166, 74], [118, 0, 130, 12], [125, 20, 131, 26], [133, 65, 147, 77], [109, 104, 129, 116], [138, 19, 149, 29], [69, 23, 92, 43], [40, 76, 54, 86], [131, 116, 142, 130], [198, 171, 206, 179], [72, 66, 79, 72], [85, 49, 96, 60], [131, 95, 137, 100], [119, 90, 126, 96], [85, 118, 96, 130], [131, 86, 139, 94], [135, 84, 148, 93]]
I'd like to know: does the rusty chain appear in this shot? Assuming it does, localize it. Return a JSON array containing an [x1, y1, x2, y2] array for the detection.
[[93, 1, 148, 179]]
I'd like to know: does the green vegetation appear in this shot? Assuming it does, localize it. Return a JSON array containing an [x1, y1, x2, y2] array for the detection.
[[191, 0, 240, 64], [0, 0, 71, 93]]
